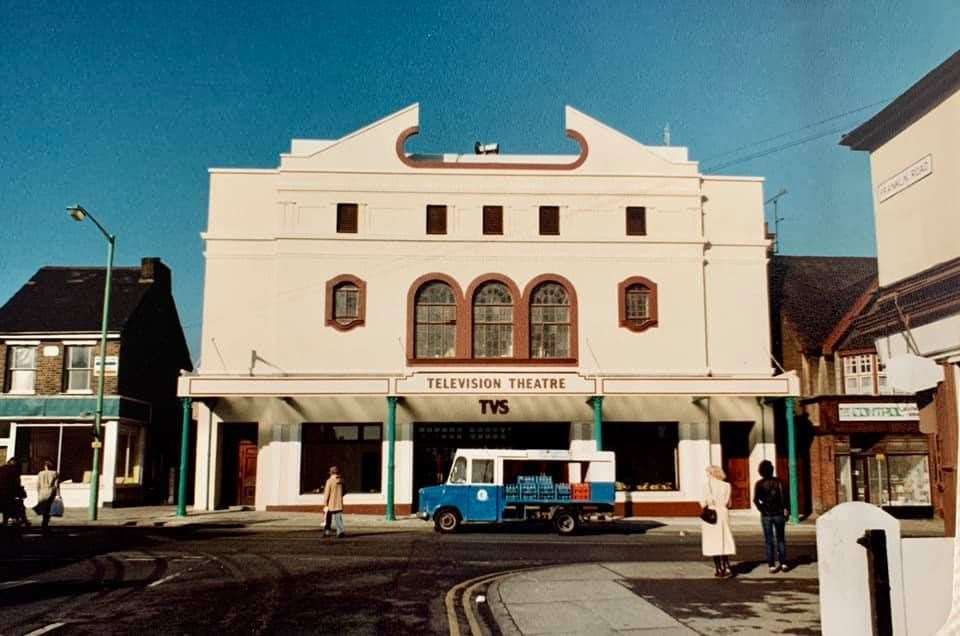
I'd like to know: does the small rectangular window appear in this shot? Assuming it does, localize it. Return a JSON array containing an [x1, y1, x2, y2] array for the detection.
[[626, 207, 646, 236], [336, 203, 358, 233], [483, 206, 503, 235], [426, 205, 447, 235], [539, 206, 559, 236], [5, 346, 37, 393], [66, 345, 94, 392]]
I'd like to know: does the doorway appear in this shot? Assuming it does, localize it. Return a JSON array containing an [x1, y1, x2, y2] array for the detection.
[[220, 423, 258, 508], [721, 422, 753, 509]]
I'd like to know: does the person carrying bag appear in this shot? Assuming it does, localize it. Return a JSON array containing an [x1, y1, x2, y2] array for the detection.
[[34, 459, 60, 533]]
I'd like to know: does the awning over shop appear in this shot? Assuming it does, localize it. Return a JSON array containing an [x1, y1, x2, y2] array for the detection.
[[0, 395, 150, 421]]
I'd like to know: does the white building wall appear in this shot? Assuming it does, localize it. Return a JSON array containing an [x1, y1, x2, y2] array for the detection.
[[189, 103, 788, 514]]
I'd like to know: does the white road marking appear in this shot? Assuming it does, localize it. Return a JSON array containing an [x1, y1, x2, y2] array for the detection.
[[147, 571, 184, 588], [25, 623, 65, 636], [0, 579, 35, 590], [120, 557, 156, 562]]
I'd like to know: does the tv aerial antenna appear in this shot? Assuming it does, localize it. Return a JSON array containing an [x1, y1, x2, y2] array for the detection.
[[765, 189, 788, 253]]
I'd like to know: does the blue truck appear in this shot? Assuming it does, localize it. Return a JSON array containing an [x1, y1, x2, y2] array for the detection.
[[417, 443, 616, 535]]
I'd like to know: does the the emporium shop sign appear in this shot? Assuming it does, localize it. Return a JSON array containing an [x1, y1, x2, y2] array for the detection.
[[877, 154, 933, 202], [838, 402, 920, 422], [396, 372, 596, 395]]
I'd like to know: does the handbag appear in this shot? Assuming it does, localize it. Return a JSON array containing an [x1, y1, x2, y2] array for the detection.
[[700, 480, 718, 524], [49, 496, 64, 518]]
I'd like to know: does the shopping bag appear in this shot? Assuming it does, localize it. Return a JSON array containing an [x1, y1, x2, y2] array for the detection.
[[49, 497, 64, 518]]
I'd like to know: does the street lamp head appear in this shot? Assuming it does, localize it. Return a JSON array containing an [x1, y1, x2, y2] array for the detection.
[[67, 204, 88, 222]]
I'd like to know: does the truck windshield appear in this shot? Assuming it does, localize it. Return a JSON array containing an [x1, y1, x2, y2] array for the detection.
[[449, 457, 467, 484]]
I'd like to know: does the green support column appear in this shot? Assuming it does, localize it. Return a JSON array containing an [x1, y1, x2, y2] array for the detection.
[[386, 396, 398, 521], [592, 396, 604, 450], [785, 397, 799, 524], [176, 397, 192, 517]]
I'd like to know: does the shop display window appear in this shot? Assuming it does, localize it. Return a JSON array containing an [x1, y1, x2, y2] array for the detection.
[[14, 425, 98, 482], [300, 423, 382, 495], [605, 422, 679, 491], [833, 434, 932, 508], [115, 425, 144, 485]]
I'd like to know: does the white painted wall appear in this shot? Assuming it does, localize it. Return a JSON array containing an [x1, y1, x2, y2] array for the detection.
[[867, 90, 960, 287]]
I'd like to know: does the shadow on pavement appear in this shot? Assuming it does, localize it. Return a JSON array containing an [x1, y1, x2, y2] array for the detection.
[[451, 519, 665, 535]]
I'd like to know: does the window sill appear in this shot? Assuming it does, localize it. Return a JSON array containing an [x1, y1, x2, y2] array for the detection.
[[65, 390, 94, 395], [620, 319, 658, 333], [326, 318, 364, 332], [4, 390, 36, 396]]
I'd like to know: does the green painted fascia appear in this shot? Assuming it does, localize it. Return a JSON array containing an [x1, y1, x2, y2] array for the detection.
[[0, 396, 120, 419]]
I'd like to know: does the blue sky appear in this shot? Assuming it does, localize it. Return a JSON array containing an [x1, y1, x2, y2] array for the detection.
[[1, 1, 958, 361]]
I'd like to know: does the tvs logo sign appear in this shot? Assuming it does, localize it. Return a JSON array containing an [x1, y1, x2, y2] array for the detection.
[[479, 399, 510, 415]]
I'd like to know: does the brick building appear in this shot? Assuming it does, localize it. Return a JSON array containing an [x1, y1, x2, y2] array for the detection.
[[770, 255, 929, 518], [0, 257, 192, 507]]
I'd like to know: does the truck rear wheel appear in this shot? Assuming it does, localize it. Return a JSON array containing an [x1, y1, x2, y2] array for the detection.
[[434, 508, 461, 533], [554, 509, 579, 535]]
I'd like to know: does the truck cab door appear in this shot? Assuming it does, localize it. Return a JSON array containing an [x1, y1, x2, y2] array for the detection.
[[465, 458, 499, 521]]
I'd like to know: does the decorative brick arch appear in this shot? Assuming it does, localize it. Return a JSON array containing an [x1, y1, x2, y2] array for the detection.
[[521, 274, 579, 362], [396, 127, 589, 171], [464, 274, 523, 359], [406, 273, 468, 361], [325, 274, 367, 331], [618, 276, 659, 333]]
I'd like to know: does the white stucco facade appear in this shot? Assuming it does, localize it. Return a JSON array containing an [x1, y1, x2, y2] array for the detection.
[[182, 104, 797, 516]]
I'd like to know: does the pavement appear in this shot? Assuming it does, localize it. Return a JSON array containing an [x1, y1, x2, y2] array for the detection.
[[49, 504, 944, 536], [16, 506, 943, 635], [487, 561, 820, 635]]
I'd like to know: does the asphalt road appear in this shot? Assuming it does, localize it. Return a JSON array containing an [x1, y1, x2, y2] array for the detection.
[[0, 521, 818, 635]]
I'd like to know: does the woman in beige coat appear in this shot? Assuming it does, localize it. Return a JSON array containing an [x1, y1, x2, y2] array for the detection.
[[322, 466, 345, 538], [701, 465, 736, 577], [34, 459, 59, 533]]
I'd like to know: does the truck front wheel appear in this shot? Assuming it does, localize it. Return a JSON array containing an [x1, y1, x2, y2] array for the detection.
[[434, 508, 461, 533], [553, 509, 579, 536]]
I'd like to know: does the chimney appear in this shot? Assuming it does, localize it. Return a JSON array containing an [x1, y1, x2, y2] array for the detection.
[[139, 257, 170, 288]]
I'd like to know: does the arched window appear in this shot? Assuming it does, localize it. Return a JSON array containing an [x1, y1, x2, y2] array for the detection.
[[530, 282, 570, 358], [473, 282, 513, 358], [325, 274, 366, 331], [618, 276, 658, 332], [415, 282, 457, 358]]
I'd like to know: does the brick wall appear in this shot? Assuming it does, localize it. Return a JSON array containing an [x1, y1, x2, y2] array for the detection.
[[809, 435, 839, 514], [0, 339, 120, 395]]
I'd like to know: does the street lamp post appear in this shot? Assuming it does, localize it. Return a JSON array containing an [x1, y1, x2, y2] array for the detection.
[[67, 205, 115, 522]]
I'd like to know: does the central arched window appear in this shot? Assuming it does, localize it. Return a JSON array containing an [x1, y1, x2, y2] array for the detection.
[[415, 281, 457, 358], [473, 282, 513, 358], [530, 282, 570, 358]]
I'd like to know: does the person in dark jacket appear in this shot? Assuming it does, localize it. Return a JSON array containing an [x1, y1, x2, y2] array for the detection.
[[753, 460, 789, 573]]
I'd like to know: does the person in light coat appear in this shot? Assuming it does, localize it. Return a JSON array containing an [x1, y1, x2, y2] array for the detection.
[[701, 465, 736, 577], [34, 459, 59, 533], [322, 466, 345, 538]]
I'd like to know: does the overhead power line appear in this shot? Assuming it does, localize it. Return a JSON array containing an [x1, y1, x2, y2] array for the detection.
[[703, 122, 860, 172], [701, 96, 891, 166]]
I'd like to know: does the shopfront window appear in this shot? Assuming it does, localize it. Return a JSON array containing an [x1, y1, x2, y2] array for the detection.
[[605, 422, 679, 491], [115, 425, 144, 485], [300, 423, 382, 495], [836, 454, 852, 504], [835, 434, 931, 507], [14, 424, 98, 483]]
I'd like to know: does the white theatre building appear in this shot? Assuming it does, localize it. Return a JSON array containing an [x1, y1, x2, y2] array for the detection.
[[180, 104, 798, 517]]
